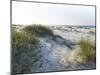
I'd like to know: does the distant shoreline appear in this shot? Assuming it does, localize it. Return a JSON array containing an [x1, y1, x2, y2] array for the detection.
[[12, 24, 95, 27]]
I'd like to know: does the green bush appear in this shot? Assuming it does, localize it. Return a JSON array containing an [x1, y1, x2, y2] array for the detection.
[[21, 24, 53, 37], [75, 39, 96, 63]]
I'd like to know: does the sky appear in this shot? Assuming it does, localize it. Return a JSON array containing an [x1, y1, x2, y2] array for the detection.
[[12, 1, 95, 26]]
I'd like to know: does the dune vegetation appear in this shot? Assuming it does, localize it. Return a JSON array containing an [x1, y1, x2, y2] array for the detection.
[[72, 38, 96, 64], [12, 24, 96, 74], [12, 24, 54, 74], [12, 31, 38, 45], [12, 30, 39, 74], [21, 24, 53, 37]]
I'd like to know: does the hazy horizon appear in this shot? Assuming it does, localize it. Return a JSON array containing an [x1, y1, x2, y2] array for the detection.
[[12, 1, 95, 26]]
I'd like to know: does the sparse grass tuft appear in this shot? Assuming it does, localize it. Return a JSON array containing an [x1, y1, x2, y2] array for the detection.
[[74, 38, 96, 63], [21, 24, 53, 37]]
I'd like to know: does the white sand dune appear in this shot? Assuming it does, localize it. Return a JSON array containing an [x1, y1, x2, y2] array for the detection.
[[31, 26, 96, 72], [13, 25, 96, 72]]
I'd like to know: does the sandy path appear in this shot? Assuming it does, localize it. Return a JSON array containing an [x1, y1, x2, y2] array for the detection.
[[31, 37, 71, 72], [31, 29, 95, 73]]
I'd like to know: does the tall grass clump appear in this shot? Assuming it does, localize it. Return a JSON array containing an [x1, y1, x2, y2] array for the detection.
[[12, 30, 38, 45], [73, 38, 96, 63], [21, 24, 53, 37], [12, 30, 39, 75]]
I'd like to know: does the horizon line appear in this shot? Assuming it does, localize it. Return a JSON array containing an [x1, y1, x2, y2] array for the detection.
[[12, 23, 95, 26]]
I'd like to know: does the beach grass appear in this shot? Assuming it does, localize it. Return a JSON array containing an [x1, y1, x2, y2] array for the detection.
[[21, 24, 53, 37], [12, 30, 38, 46], [12, 30, 39, 74], [74, 38, 96, 63]]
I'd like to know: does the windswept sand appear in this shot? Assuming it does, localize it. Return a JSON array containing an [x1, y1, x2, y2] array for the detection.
[[31, 26, 95, 72]]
